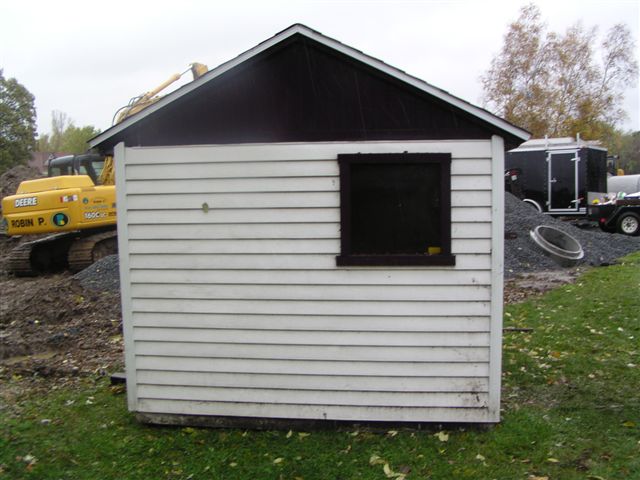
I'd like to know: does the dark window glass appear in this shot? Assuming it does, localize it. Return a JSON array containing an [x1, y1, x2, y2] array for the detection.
[[351, 162, 441, 254], [337, 153, 455, 267]]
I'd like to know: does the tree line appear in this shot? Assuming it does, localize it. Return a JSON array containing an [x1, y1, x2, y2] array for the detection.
[[1, 4, 639, 175], [0, 70, 100, 175]]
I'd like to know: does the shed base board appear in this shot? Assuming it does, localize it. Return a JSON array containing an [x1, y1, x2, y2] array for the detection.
[[135, 412, 498, 431]]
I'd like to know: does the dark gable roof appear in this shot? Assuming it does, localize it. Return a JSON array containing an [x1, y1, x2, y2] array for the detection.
[[90, 24, 529, 153]]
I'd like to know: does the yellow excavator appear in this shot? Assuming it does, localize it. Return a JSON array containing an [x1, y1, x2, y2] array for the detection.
[[1, 63, 207, 275]]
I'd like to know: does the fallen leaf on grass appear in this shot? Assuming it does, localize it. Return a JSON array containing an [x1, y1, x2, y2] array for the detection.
[[387, 430, 399, 437], [273, 457, 284, 464], [527, 476, 549, 480], [286, 430, 293, 438], [475, 454, 485, 461], [382, 462, 407, 479], [434, 431, 449, 442], [298, 432, 310, 439], [546, 457, 560, 463], [369, 455, 385, 466], [622, 421, 635, 428]]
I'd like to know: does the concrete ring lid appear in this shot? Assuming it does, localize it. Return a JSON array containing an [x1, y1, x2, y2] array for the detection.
[[529, 225, 584, 267]]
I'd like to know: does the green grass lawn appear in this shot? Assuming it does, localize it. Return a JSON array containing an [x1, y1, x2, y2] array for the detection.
[[2, 253, 639, 480]]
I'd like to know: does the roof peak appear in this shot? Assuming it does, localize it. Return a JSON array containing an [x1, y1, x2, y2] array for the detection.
[[90, 25, 529, 149]]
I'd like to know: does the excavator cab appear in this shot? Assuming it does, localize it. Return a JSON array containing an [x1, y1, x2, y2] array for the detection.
[[48, 154, 106, 185]]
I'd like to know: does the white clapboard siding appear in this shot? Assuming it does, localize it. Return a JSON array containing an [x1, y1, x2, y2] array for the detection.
[[132, 329, 490, 347], [135, 356, 490, 377], [137, 385, 488, 408], [126, 177, 339, 195], [126, 191, 341, 210], [125, 141, 493, 164], [128, 193, 494, 214], [137, 400, 493, 422], [131, 298, 491, 317], [134, 342, 489, 362], [126, 160, 339, 180], [128, 222, 341, 240], [137, 371, 489, 393], [126, 209, 337, 225], [129, 283, 491, 302], [128, 269, 492, 286], [117, 140, 502, 423], [131, 313, 491, 332], [127, 253, 492, 270]]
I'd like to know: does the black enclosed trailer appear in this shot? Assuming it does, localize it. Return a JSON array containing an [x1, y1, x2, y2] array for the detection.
[[505, 137, 607, 215]]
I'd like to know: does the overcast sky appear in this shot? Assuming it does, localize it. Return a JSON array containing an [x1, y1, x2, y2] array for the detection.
[[1, 0, 638, 139]]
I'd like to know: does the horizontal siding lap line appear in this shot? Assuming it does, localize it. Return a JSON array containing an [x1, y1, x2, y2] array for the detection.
[[127, 262, 491, 272], [136, 396, 488, 409], [136, 370, 489, 379], [130, 297, 490, 304], [134, 354, 488, 363], [135, 382, 489, 394], [135, 387, 488, 408], [131, 326, 490, 333], [126, 267, 492, 278], [128, 280, 490, 287], [124, 181, 489, 190], [130, 309, 491, 318], [130, 301, 491, 315], [129, 287, 490, 302], [136, 368, 490, 377], [134, 358, 490, 377], [135, 371, 489, 392], [135, 370, 489, 380], [132, 348, 489, 363], [133, 340, 490, 350], [126, 158, 492, 167], [130, 314, 490, 332], [137, 400, 493, 422], [132, 329, 490, 341], [131, 326, 490, 334], [127, 262, 491, 270]]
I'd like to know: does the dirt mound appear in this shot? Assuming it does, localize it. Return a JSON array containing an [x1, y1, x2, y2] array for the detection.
[[0, 164, 42, 206], [0, 272, 122, 383]]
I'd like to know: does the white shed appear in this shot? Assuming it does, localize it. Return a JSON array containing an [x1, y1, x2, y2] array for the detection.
[[91, 24, 529, 425]]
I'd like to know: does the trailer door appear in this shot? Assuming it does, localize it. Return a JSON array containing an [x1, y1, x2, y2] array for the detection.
[[548, 150, 580, 213]]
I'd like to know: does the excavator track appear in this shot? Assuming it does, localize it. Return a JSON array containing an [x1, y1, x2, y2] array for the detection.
[[7, 233, 77, 276], [7, 228, 117, 276], [67, 230, 118, 272]]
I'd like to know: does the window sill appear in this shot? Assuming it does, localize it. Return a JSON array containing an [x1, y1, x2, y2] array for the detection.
[[336, 254, 456, 267]]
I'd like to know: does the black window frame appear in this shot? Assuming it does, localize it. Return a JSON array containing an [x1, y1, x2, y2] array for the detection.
[[336, 152, 455, 267]]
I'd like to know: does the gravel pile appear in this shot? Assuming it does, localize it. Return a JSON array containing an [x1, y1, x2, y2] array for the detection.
[[73, 254, 120, 292], [70, 194, 640, 286], [504, 192, 640, 277]]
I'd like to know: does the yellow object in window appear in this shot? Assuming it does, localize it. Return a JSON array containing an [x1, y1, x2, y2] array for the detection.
[[427, 246, 441, 255]]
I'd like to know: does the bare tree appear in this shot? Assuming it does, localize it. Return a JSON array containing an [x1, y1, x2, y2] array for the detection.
[[481, 4, 638, 139]]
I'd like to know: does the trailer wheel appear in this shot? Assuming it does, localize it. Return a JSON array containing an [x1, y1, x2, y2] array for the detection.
[[617, 212, 640, 236]]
